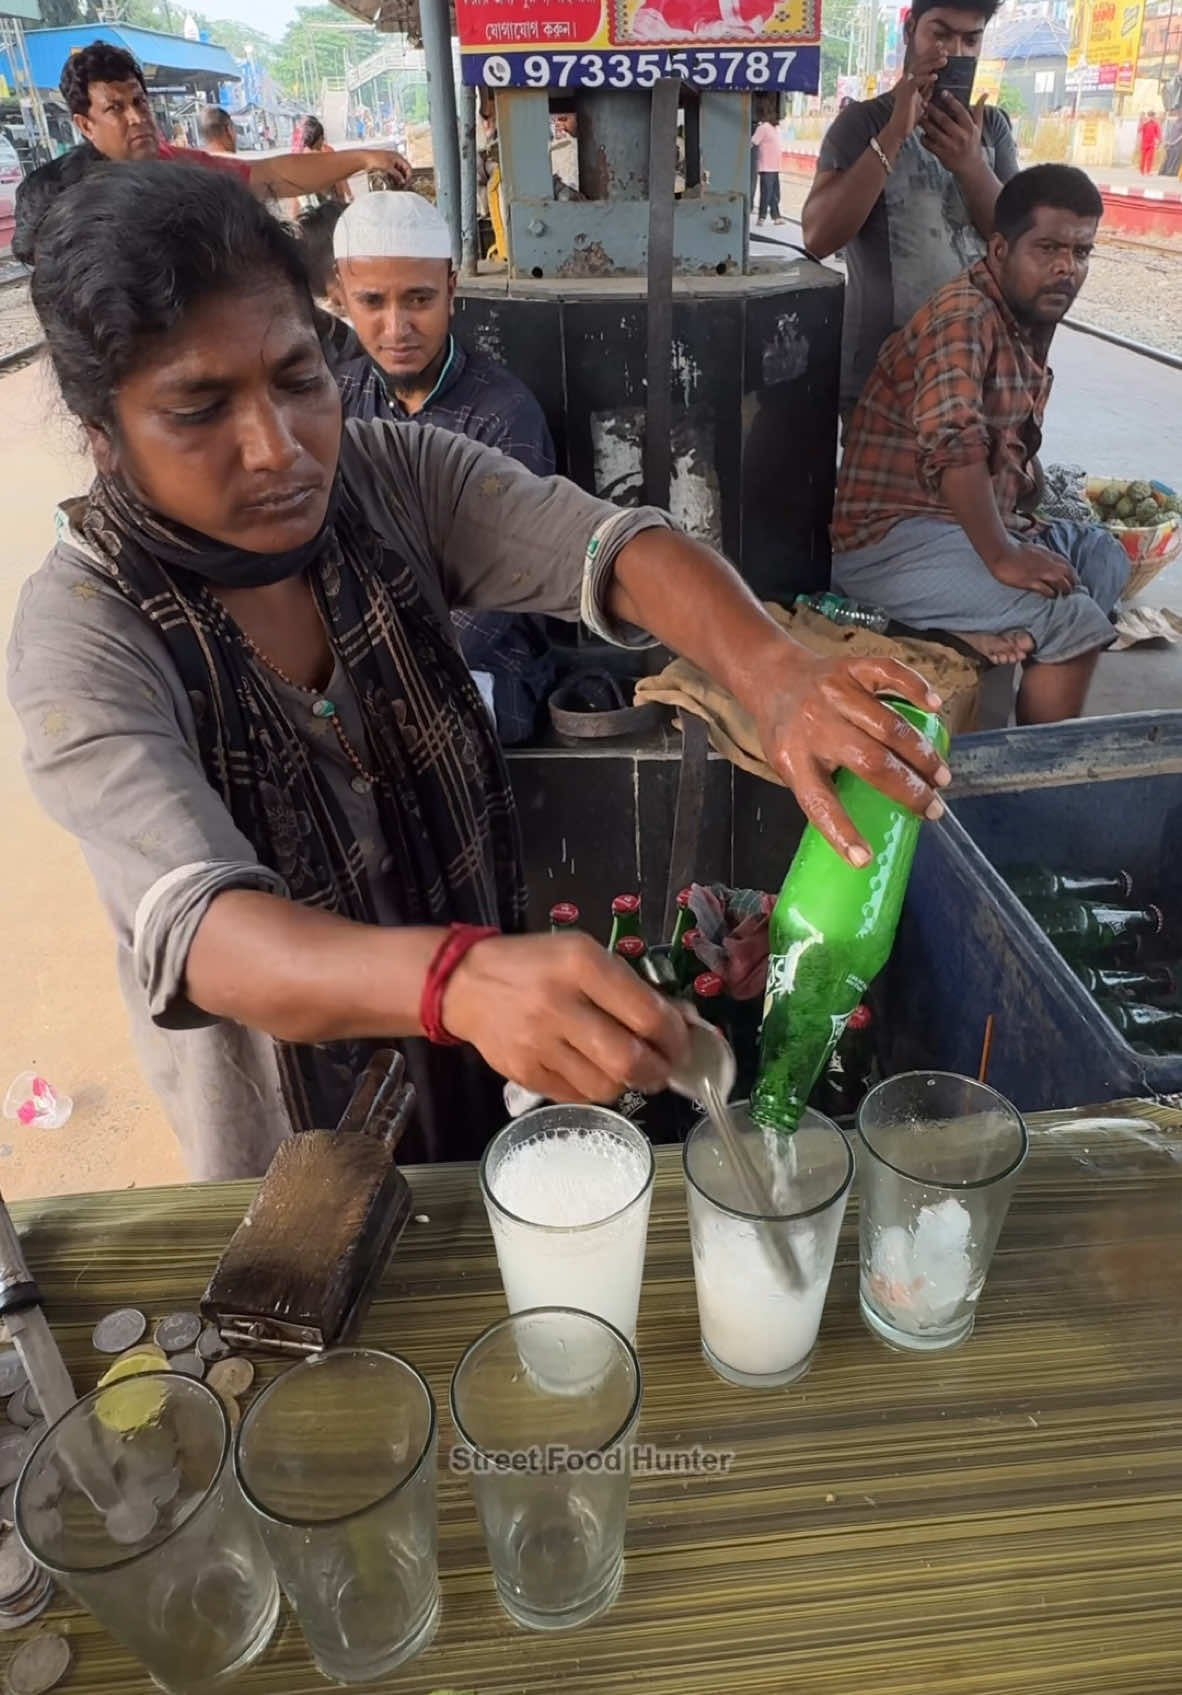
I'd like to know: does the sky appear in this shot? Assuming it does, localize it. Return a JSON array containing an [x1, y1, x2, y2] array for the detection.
[[202, 0, 305, 38]]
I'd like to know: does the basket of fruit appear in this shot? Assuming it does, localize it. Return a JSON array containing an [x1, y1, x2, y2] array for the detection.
[[1085, 477, 1182, 598]]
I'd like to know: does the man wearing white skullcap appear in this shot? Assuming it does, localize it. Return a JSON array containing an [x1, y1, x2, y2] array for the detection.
[[323, 191, 558, 742]]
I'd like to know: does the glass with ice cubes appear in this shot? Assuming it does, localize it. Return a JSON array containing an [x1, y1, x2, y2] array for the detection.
[[857, 1072, 1028, 1351]]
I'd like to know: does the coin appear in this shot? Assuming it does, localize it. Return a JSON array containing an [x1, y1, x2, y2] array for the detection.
[[104, 1497, 158, 1547], [168, 1353, 204, 1381], [0, 1533, 34, 1600], [206, 1358, 254, 1399], [195, 1327, 228, 1363], [92, 1309, 147, 1355], [153, 1313, 201, 1356], [112, 1344, 167, 1372], [5, 1630, 71, 1695], [0, 1437, 26, 1490], [0, 1357, 25, 1403], [3, 1395, 31, 1434]]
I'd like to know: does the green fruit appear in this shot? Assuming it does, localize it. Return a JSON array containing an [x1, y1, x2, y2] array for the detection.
[[1136, 498, 1160, 525], [1115, 496, 1135, 519], [1128, 480, 1152, 503], [1098, 482, 1124, 509]]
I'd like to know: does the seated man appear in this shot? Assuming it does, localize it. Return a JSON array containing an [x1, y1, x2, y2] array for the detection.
[[327, 191, 558, 743], [831, 164, 1128, 726]]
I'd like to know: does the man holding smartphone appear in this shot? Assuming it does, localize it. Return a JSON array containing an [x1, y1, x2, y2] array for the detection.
[[802, 0, 1019, 422]]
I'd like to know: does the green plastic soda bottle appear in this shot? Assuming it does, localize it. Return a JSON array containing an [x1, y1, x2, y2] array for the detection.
[[750, 697, 950, 1133]]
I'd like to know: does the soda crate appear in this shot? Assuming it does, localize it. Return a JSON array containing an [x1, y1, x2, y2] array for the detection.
[[882, 713, 1182, 1111]]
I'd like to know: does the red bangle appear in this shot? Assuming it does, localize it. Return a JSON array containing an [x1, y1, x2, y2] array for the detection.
[[420, 923, 500, 1046]]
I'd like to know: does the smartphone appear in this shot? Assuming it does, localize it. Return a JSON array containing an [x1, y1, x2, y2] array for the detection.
[[931, 55, 978, 110]]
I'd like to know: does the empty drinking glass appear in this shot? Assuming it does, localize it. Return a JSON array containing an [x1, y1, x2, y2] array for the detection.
[[234, 1349, 438, 1684], [16, 1373, 278, 1694], [858, 1071, 1029, 1351], [450, 1308, 641, 1631], [481, 1105, 654, 1341], [683, 1103, 854, 1388]]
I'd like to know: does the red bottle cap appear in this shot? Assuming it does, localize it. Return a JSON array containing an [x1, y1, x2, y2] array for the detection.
[[676, 887, 692, 908], [611, 894, 641, 916], [847, 1003, 872, 1030], [549, 902, 579, 926], [681, 928, 702, 949], [1148, 904, 1164, 934], [615, 936, 646, 960], [693, 972, 724, 998]]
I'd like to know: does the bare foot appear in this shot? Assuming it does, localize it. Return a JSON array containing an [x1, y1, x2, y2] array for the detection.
[[954, 629, 1036, 666]]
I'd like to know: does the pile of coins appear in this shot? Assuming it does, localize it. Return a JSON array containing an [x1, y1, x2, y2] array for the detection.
[[91, 1310, 255, 1427], [0, 1529, 52, 1632], [0, 1355, 47, 1528]]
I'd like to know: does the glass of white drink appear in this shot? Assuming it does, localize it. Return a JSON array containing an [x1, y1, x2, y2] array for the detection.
[[683, 1102, 854, 1388], [480, 1105, 654, 1342], [857, 1071, 1027, 1351]]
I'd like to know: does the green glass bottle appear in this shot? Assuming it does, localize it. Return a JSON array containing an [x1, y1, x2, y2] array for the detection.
[[1025, 899, 1163, 964], [669, 890, 695, 986], [549, 901, 580, 934], [1097, 998, 1182, 1052], [613, 935, 647, 974], [673, 925, 702, 993], [692, 971, 727, 1027], [751, 697, 950, 1134], [1004, 865, 1133, 903], [608, 894, 642, 953], [1075, 963, 1175, 1003], [809, 1003, 877, 1120]]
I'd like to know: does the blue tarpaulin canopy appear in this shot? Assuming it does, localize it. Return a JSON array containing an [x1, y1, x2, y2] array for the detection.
[[1, 24, 241, 94]]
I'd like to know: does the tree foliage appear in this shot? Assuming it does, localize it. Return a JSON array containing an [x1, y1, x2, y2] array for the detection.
[[271, 5, 379, 101]]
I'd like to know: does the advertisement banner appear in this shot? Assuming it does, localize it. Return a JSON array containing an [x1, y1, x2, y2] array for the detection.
[[1067, 0, 1145, 91], [455, 0, 821, 92], [973, 55, 1006, 101]]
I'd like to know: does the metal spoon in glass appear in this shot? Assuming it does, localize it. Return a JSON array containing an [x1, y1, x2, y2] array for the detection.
[[667, 1016, 806, 1291]]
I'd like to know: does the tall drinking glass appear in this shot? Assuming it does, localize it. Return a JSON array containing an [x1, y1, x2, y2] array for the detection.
[[683, 1103, 854, 1388], [234, 1349, 438, 1684], [450, 1308, 641, 1631], [857, 1071, 1028, 1351], [15, 1374, 278, 1695], [480, 1106, 654, 1340]]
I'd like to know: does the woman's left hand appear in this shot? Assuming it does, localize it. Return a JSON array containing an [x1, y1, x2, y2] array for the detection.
[[751, 652, 951, 867]]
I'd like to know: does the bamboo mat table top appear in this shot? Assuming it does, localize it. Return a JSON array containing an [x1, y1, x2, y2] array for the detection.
[[8, 1098, 1182, 1695]]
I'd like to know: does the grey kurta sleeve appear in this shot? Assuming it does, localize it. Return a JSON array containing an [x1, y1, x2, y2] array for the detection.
[[341, 417, 671, 645], [6, 551, 286, 1029]]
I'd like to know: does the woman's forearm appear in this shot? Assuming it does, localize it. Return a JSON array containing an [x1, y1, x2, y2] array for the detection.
[[185, 889, 445, 1044], [608, 528, 812, 718]]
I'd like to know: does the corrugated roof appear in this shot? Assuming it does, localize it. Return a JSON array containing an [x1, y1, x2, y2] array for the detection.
[[9, 24, 241, 92], [982, 14, 1070, 62]]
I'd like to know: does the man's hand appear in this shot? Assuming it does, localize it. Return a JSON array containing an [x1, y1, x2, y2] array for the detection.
[[882, 51, 946, 147], [989, 539, 1078, 599], [751, 654, 951, 868], [363, 148, 411, 185], [920, 93, 988, 175]]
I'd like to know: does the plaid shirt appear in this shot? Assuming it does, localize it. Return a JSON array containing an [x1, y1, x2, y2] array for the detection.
[[832, 261, 1053, 554]]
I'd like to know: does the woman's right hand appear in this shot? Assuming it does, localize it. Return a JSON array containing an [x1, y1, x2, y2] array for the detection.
[[442, 932, 691, 1103]]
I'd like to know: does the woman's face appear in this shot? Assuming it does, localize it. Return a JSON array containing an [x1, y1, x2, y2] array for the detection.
[[104, 284, 342, 553]]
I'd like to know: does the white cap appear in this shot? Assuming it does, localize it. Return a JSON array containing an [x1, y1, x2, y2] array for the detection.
[[333, 191, 453, 263]]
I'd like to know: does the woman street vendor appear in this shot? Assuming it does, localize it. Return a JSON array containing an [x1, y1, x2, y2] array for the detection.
[[8, 163, 950, 1181]]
